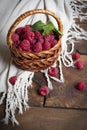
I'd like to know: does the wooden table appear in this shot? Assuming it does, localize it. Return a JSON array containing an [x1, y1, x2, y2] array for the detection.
[[0, 4, 87, 130]]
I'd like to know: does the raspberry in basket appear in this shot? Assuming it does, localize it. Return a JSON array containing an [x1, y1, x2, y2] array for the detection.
[[20, 39, 30, 51], [43, 41, 51, 50], [8, 9, 63, 71], [23, 31, 35, 42], [15, 27, 23, 35], [11, 33, 19, 43], [33, 41, 42, 52]]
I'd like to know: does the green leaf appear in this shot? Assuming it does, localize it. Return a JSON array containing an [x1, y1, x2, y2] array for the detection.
[[31, 20, 63, 36], [42, 21, 55, 35], [31, 20, 45, 31], [54, 28, 63, 36], [43, 21, 63, 36]]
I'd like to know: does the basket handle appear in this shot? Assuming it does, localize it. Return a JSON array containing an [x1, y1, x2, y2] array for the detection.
[[7, 9, 63, 46]]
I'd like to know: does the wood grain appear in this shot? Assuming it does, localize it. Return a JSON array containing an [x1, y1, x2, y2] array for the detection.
[[28, 55, 87, 109], [0, 107, 87, 130], [45, 55, 87, 108]]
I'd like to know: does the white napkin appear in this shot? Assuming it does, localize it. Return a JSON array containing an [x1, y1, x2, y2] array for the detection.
[[0, 0, 87, 125]]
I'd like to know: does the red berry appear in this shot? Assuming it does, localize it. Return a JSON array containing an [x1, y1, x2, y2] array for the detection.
[[39, 86, 49, 96], [20, 39, 30, 51], [72, 52, 80, 60], [14, 40, 21, 48], [15, 27, 23, 35], [38, 37, 44, 44], [9, 76, 17, 85], [34, 31, 41, 38], [11, 33, 19, 42], [33, 42, 42, 52], [43, 41, 51, 50], [22, 25, 31, 33], [76, 82, 86, 90], [48, 67, 58, 77], [75, 60, 84, 69], [51, 39, 57, 47], [24, 31, 35, 42], [44, 34, 54, 42]]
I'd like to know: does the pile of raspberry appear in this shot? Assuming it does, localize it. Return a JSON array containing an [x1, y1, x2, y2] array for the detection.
[[11, 25, 58, 53]]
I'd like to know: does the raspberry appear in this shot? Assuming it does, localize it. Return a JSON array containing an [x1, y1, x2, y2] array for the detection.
[[39, 86, 49, 96], [15, 27, 23, 35], [48, 67, 58, 77], [44, 34, 54, 42], [75, 60, 84, 69], [76, 82, 86, 91], [9, 76, 17, 85], [31, 39, 37, 44], [22, 25, 31, 33], [43, 41, 51, 50], [20, 39, 30, 51], [33, 42, 42, 52], [24, 31, 35, 42], [34, 31, 41, 38], [38, 37, 44, 44], [51, 39, 57, 47], [14, 40, 20, 48], [11, 33, 19, 42], [72, 52, 80, 60]]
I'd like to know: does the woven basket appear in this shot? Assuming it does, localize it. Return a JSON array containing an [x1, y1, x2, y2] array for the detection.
[[7, 9, 63, 72]]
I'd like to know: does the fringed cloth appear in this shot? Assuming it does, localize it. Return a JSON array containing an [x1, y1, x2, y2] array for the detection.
[[0, 0, 87, 125]]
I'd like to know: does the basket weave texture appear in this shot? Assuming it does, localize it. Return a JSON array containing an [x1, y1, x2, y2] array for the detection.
[[7, 9, 63, 72]]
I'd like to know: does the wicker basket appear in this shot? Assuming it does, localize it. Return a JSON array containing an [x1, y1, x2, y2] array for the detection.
[[7, 9, 63, 72]]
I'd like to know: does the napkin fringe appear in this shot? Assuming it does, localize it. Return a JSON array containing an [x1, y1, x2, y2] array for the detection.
[[1, 71, 34, 125], [69, 0, 87, 40], [61, 0, 87, 69], [0, 91, 6, 105]]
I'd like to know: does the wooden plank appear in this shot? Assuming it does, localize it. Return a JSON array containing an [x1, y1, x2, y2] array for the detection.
[[29, 82, 44, 107], [29, 55, 87, 109], [45, 55, 87, 108], [74, 40, 87, 55], [29, 72, 47, 107], [0, 107, 87, 130]]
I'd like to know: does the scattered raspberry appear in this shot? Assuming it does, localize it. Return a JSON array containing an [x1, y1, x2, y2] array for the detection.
[[11, 33, 19, 42], [75, 60, 84, 69], [20, 39, 30, 51], [76, 81, 86, 91], [43, 41, 51, 50], [39, 86, 49, 96], [72, 52, 80, 60], [33, 42, 42, 52], [9, 76, 17, 85], [48, 67, 58, 77]]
